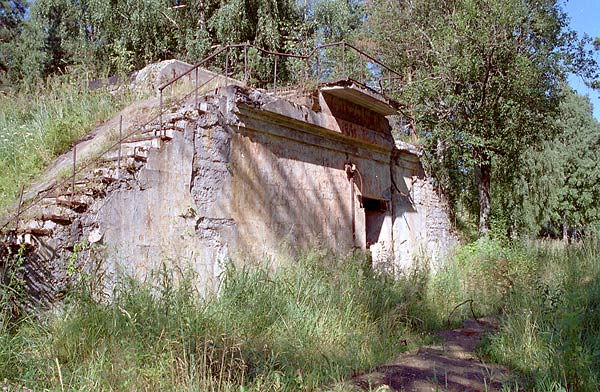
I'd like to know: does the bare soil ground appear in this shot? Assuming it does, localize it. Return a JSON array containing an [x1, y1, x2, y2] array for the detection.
[[352, 317, 514, 391]]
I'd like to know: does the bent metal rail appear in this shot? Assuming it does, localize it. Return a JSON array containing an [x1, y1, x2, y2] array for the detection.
[[1, 42, 404, 235]]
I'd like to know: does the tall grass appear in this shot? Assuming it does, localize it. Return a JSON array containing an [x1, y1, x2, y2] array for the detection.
[[0, 77, 133, 212], [425, 237, 600, 391], [481, 241, 600, 391], [0, 251, 429, 391], [2, 240, 599, 390]]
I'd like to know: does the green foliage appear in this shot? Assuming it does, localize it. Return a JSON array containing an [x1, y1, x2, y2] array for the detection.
[[367, 0, 599, 236], [0, 75, 131, 211], [310, 0, 363, 44], [0, 251, 430, 391], [209, 0, 299, 50], [501, 87, 600, 238], [2, 0, 308, 85], [481, 240, 600, 391], [0, 0, 27, 87]]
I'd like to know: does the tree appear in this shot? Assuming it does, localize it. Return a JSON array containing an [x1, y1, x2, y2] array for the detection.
[[4, 0, 306, 82], [0, 0, 27, 86], [310, 0, 363, 44], [367, 0, 599, 237], [502, 88, 600, 240], [208, 0, 300, 50]]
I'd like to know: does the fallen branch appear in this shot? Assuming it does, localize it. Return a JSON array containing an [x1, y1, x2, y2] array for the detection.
[[447, 299, 480, 326]]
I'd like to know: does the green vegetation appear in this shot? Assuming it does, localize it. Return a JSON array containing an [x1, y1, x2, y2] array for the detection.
[[2, 241, 599, 390], [481, 241, 600, 391], [1, 1, 600, 391], [367, 0, 600, 237], [505, 87, 600, 239], [0, 77, 132, 211], [0, 251, 426, 391]]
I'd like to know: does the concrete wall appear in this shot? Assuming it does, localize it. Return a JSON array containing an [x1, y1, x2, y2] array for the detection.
[[96, 113, 228, 294], [93, 86, 456, 289], [9, 84, 457, 303], [391, 145, 456, 273]]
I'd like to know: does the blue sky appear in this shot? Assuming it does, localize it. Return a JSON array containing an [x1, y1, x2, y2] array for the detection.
[[564, 0, 600, 120]]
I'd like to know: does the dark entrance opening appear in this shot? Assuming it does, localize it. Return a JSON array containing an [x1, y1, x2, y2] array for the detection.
[[361, 197, 387, 248]]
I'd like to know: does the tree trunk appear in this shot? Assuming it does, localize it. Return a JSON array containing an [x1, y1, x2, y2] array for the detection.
[[562, 211, 568, 242], [196, 0, 206, 39], [475, 160, 491, 237]]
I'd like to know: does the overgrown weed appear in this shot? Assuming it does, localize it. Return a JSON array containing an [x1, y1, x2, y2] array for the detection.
[[2, 240, 599, 390], [433, 238, 600, 391], [0, 250, 430, 391], [0, 75, 133, 211], [481, 240, 600, 391]]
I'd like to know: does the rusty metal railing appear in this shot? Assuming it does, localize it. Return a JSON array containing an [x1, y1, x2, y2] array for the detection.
[[0, 78, 218, 236], [0, 42, 404, 238], [158, 42, 404, 128]]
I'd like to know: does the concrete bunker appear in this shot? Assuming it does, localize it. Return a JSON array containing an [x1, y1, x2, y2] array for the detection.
[[2, 73, 457, 302]]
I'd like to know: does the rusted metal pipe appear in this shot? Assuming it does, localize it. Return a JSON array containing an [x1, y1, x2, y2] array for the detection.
[[15, 184, 24, 234], [158, 41, 403, 92], [316, 50, 321, 83], [195, 67, 199, 109], [360, 54, 364, 84], [303, 57, 309, 90], [244, 44, 248, 84], [159, 89, 163, 132], [71, 143, 76, 201], [273, 56, 278, 95], [117, 115, 122, 177], [351, 175, 355, 246], [225, 47, 229, 87], [341, 43, 346, 78]]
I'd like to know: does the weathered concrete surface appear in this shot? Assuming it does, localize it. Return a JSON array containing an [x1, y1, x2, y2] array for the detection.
[[391, 147, 456, 273], [3, 79, 457, 302]]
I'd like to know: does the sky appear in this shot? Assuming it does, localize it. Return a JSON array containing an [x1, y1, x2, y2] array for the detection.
[[564, 0, 600, 121]]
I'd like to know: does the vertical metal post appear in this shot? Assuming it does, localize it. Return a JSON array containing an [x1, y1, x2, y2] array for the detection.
[[316, 50, 320, 83], [117, 115, 123, 178], [225, 47, 229, 87], [71, 143, 76, 201], [303, 57, 309, 91], [273, 55, 278, 95], [195, 67, 199, 110], [15, 184, 24, 235], [350, 176, 355, 246], [360, 54, 364, 84], [243, 44, 248, 85], [341, 43, 346, 79], [159, 89, 163, 133]]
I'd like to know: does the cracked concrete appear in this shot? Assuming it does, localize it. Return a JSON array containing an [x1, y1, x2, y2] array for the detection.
[[4, 80, 457, 303]]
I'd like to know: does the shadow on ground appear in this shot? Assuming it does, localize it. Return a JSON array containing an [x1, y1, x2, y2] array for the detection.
[[352, 317, 513, 391]]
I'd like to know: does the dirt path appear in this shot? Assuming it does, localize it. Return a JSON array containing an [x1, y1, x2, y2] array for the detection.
[[352, 317, 513, 391]]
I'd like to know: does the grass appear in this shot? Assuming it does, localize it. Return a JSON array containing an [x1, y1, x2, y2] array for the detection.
[[0, 250, 433, 391], [425, 237, 600, 391], [0, 75, 134, 213], [481, 240, 600, 391], [3, 240, 599, 390]]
